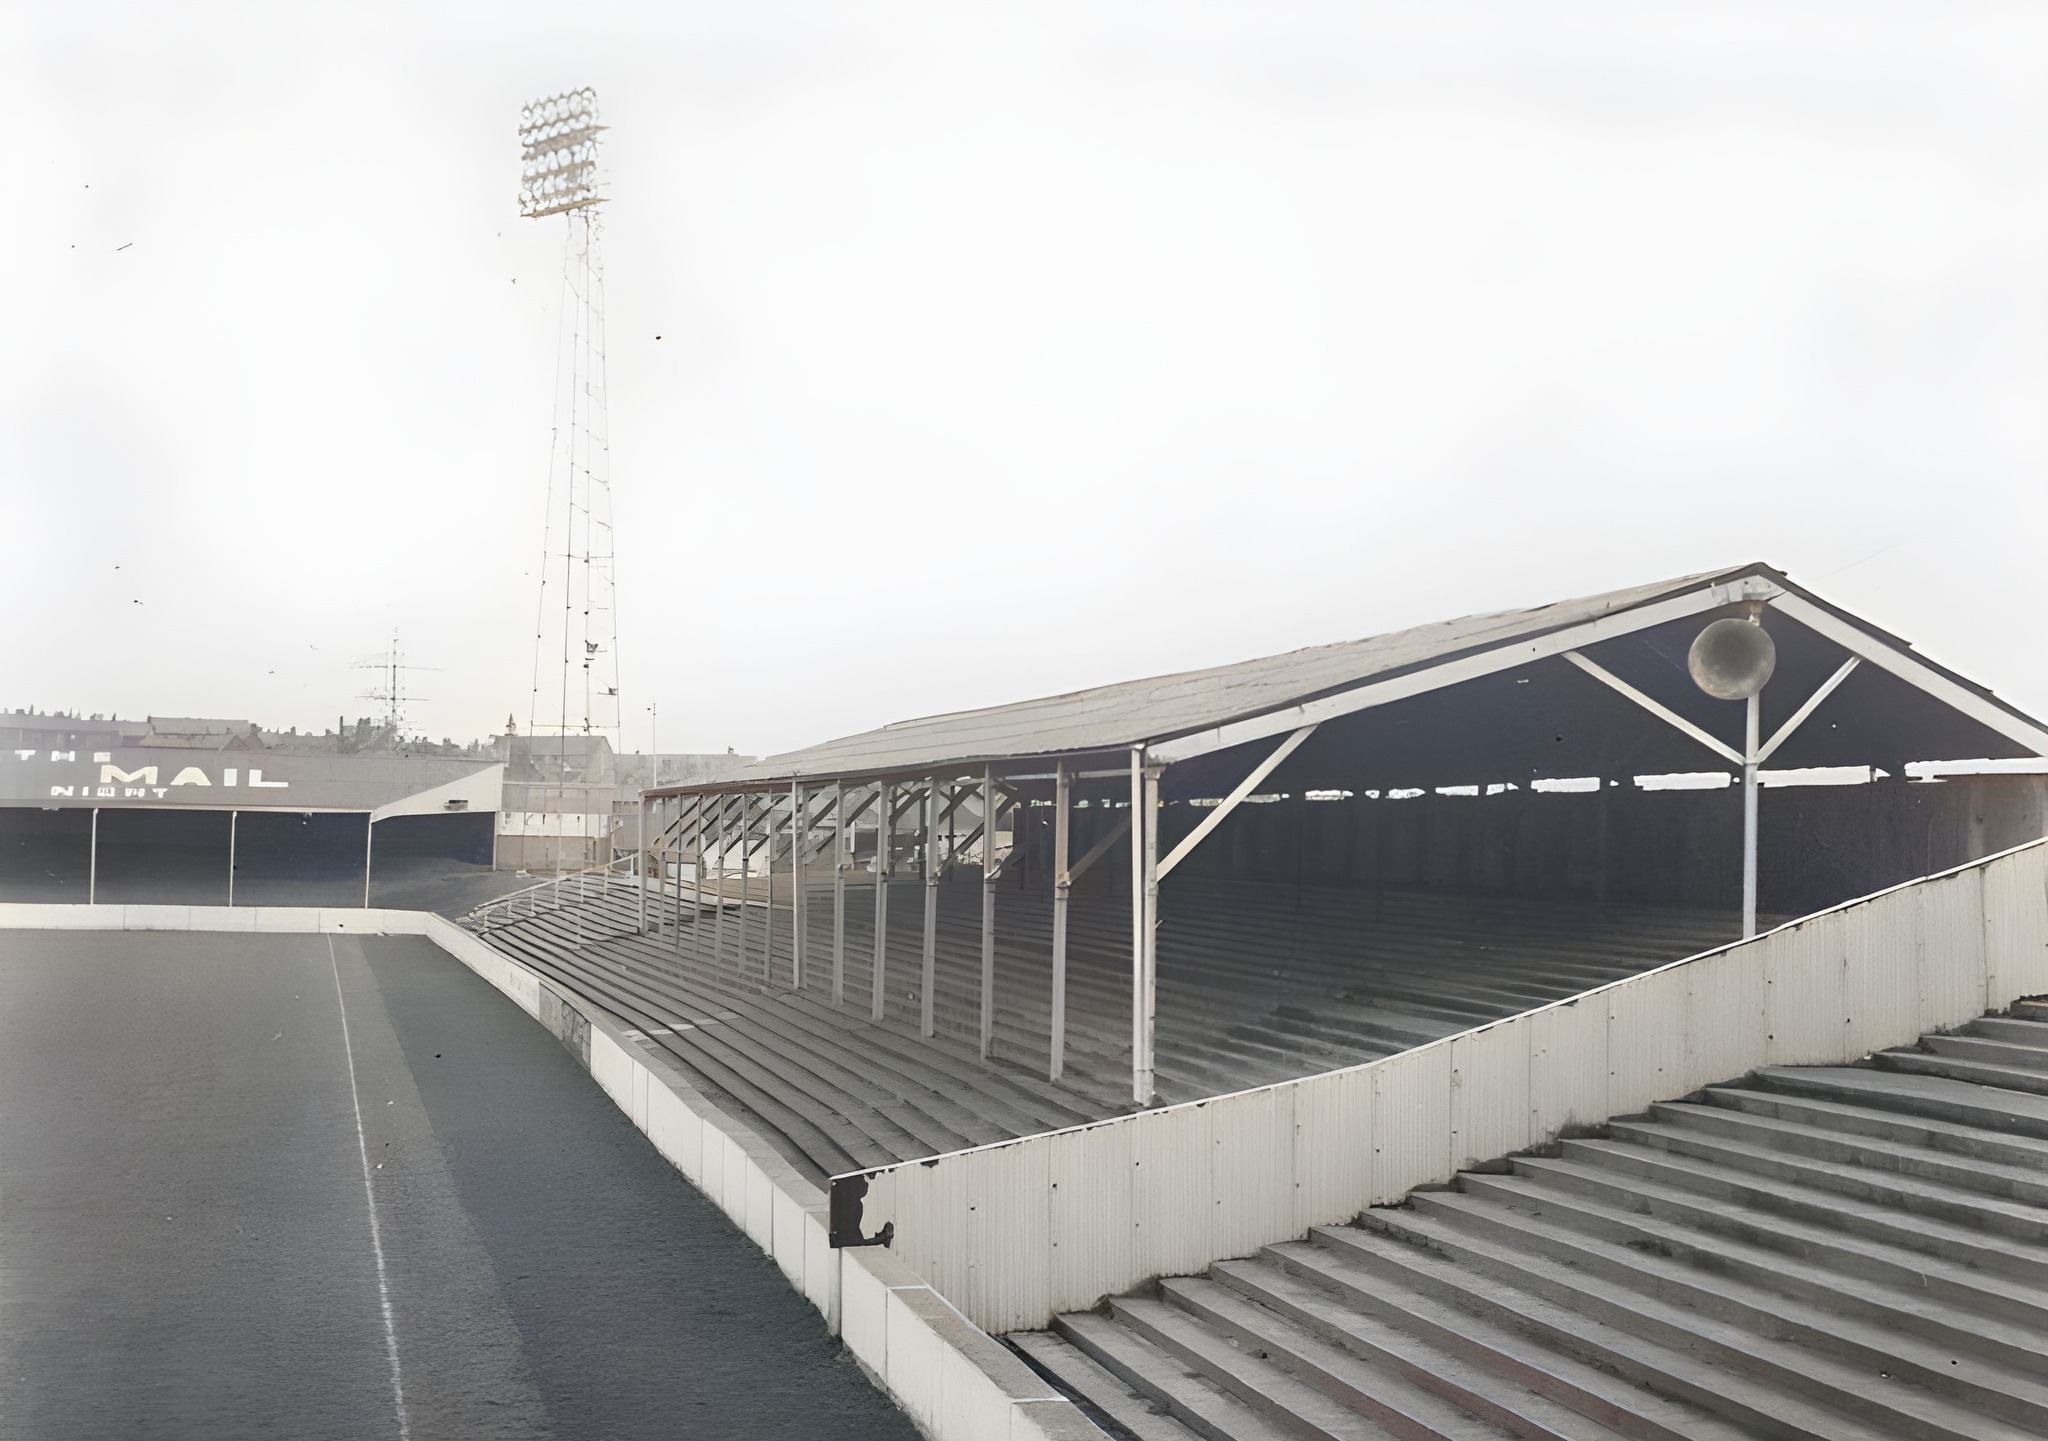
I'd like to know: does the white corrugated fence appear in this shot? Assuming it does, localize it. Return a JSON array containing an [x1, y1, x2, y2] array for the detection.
[[846, 837, 2048, 1333]]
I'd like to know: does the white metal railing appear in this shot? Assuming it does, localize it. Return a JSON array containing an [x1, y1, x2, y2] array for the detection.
[[835, 837, 2048, 1334], [466, 854, 646, 937]]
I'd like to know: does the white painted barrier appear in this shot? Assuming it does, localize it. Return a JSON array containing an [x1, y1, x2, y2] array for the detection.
[[0, 903, 1100, 1441], [844, 837, 2048, 1333]]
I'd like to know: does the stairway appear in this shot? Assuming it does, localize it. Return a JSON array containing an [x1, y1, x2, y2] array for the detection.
[[1013, 1001, 2048, 1441]]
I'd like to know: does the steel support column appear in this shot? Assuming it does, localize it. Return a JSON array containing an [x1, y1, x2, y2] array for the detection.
[[921, 779, 939, 1037], [763, 794, 777, 984], [715, 794, 729, 967], [979, 766, 997, 1059], [1743, 693, 1760, 940], [1050, 759, 1071, 1083], [89, 808, 98, 903], [791, 781, 806, 989], [673, 797, 692, 951], [740, 794, 756, 976], [363, 814, 373, 908], [227, 810, 238, 907], [833, 781, 847, 1006], [637, 792, 649, 934], [1132, 749, 1160, 1106], [872, 782, 891, 1021]]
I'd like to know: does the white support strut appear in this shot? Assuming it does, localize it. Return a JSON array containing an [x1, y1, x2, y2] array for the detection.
[[979, 765, 998, 1060], [1155, 723, 1319, 883], [1132, 748, 1159, 1106], [1769, 593, 2048, 757], [1050, 760, 1071, 1083], [1562, 651, 1744, 766], [1758, 657, 1860, 765]]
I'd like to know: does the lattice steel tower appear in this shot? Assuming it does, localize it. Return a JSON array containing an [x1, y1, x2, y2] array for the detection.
[[519, 87, 620, 748]]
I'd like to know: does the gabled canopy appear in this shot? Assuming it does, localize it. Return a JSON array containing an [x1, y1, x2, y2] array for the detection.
[[650, 563, 2048, 795]]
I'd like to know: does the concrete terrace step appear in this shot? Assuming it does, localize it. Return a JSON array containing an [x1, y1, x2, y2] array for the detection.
[[1641, 1099, 2048, 1206], [1528, 1143, 2048, 1286], [1876, 1046, 2048, 1096], [1056, 1310, 1314, 1441], [1605, 1113, 2048, 1222], [1962, 1015, 2048, 1047], [1496, 1146, 2048, 1335], [1104, 1293, 1427, 1440], [1303, 1224, 1903, 1441], [1751, 1064, 2048, 1142], [1163, 1271, 1638, 1441], [1009, 1330, 1206, 1441], [1233, 1248, 1758, 1441], [1413, 1179, 2048, 1386], [1699, 1084, 2048, 1175]]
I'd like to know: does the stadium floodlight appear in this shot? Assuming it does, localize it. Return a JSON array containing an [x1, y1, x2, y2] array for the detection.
[[519, 88, 606, 218]]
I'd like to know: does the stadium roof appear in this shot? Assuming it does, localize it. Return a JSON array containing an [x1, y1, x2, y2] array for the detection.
[[651, 563, 2048, 794]]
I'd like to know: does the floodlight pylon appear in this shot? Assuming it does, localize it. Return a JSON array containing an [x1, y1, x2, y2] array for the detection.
[[521, 87, 619, 755]]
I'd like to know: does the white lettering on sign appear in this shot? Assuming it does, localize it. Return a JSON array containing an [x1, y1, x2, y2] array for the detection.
[[12, 750, 32, 761], [94, 752, 111, 763], [248, 770, 287, 788], [101, 765, 159, 786], [97, 786, 114, 797], [49, 786, 74, 797], [124, 787, 146, 798], [224, 769, 237, 787], [51, 751, 74, 762], [170, 767, 211, 786]]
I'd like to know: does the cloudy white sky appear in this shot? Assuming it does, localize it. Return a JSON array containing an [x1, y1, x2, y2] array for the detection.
[[3, 2, 2043, 757]]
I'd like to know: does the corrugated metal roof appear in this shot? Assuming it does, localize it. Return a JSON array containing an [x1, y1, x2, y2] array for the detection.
[[670, 565, 1762, 790], [647, 562, 2048, 793]]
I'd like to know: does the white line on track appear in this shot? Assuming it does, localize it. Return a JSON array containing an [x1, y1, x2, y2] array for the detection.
[[329, 937, 411, 1440]]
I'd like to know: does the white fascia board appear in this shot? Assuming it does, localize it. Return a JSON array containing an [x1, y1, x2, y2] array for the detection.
[[1766, 594, 2048, 758], [370, 763, 506, 822], [1153, 576, 1780, 765]]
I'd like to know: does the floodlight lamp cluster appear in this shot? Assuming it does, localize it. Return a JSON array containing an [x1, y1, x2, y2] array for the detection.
[[519, 87, 605, 217]]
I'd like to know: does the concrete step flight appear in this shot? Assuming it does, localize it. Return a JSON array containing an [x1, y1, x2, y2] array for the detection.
[[1011, 999, 2048, 1441]]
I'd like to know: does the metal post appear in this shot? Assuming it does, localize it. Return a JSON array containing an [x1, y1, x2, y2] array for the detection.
[[763, 793, 776, 984], [363, 814, 373, 908], [715, 794, 729, 967], [1743, 692, 1760, 940], [980, 766, 997, 1060], [791, 780, 806, 989], [226, 810, 238, 906], [1134, 750, 1159, 1106], [637, 792, 649, 934], [739, 794, 754, 976], [89, 807, 98, 904], [921, 779, 939, 1037], [872, 782, 890, 1022], [1051, 759, 1071, 1082], [832, 780, 847, 1006], [684, 794, 700, 949]]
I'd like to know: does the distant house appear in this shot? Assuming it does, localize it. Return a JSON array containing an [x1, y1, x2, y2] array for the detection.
[[139, 717, 262, 750]]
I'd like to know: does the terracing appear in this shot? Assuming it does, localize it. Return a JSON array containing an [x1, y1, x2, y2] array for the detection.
[[1013, 1001, 2048, 1441], [468, 876, 1741, 1182]]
